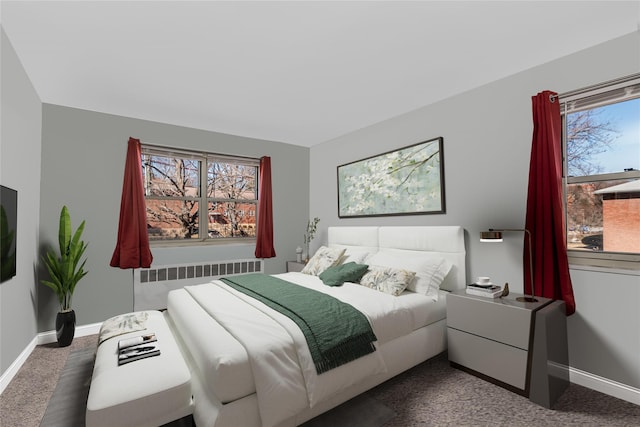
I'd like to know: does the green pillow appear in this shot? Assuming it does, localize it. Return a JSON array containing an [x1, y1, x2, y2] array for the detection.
[[319, 262, 369, 287]]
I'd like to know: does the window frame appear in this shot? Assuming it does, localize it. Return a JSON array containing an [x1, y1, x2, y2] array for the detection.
[[560, 74, 640, 270], [141, 144, 260, 246]]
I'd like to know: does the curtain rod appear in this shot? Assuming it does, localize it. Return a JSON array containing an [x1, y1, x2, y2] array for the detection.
[[549, 72, 640, 102]]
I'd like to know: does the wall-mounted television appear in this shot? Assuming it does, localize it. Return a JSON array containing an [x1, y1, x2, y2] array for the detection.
[[1, 185, 17, 282]]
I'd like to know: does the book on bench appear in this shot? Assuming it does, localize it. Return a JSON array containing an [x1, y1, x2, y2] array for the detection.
[[118, 333, 157, 350], [118, 333, 160, 365]]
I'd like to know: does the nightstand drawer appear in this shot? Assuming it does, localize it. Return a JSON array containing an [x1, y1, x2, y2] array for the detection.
[[447, 293, 533, 350], [448, 328, 528, 390]]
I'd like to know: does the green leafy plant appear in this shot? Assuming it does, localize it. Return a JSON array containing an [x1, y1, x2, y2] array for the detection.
[[303, 217, 320, 261], [1, 205, 16, 282], [40, 206, 88, 311]]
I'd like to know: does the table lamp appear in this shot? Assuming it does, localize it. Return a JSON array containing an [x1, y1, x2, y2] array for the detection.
[[480, 228, 538, 303]]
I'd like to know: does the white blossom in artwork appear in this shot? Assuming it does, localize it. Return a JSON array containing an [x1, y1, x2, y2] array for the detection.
[[338, 139, 443, 216]]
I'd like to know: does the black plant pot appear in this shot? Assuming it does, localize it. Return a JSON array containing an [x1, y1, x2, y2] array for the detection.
[[56, 309, 76, 347]]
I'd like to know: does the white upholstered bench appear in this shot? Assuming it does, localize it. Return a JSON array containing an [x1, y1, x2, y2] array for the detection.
[[86, 310, 193, 427]]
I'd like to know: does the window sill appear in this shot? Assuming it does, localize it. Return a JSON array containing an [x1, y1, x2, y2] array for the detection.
[[150, 237, 256, 248], [569, 263, 640, 276], [568, 250, 640, 274]]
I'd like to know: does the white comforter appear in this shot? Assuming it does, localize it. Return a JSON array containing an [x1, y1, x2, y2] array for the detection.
[[180, 272, 444, 427], [276, 272, 446, 343]]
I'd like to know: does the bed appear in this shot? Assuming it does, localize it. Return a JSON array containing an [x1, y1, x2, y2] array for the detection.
[[165, 225, 466, 427]]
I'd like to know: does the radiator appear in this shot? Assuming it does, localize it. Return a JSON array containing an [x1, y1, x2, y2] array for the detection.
[[133, 259, 263, 311]]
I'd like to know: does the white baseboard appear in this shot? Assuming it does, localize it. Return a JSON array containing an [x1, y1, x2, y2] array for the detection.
[[0, 336, 37, 394], [36, 321, 102, 345], [0, 322, 102, 395], [570, 366, 640, 405]]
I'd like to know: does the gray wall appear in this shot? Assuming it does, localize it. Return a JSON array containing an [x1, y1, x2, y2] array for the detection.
[[38, 105, 309, 331], [0, 29, 42, 374], [310, 32, 640, 390]]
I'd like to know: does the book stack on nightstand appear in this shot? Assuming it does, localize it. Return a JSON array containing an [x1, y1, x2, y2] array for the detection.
[[466, 276, 502, 298], [466, 283, 503, 298]]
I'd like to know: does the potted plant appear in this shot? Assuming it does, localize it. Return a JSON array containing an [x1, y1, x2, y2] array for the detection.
[[303, 217, 320, 263], [40, 206, 88, 347]]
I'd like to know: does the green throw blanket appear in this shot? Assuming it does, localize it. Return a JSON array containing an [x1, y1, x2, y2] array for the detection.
[[220, 273, 377, 374]]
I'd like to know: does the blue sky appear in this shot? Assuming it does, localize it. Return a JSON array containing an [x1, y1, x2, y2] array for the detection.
[[591, 97, 640, 173]]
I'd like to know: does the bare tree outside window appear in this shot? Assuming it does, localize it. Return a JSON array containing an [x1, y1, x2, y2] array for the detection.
[[207, 162, 257, 238], [144, 155, 200, 239], [565, 109, 617, 246], [566, 110, 619, 177], [142, 149, 258, 243], [563, 91, 640, 258]]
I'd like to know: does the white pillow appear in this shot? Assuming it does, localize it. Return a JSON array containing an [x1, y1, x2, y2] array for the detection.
[[301, 246, 346, 276], [359, 265, 416, 296], [365, 251, 452, 299], [338, 250, 370, 265]]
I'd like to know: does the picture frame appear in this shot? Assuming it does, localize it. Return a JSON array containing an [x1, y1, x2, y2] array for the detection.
[[337, 137, 445, 218], [1, 185, 18, 282]]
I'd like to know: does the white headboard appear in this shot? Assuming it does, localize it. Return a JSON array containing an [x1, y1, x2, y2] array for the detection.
[[328, 226, 466, 292]]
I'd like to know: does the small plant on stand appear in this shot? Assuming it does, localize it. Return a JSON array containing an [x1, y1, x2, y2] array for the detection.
[[303, 217, 320, 263]]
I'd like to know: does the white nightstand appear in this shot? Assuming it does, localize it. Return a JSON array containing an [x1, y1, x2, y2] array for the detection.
[[446, 289, 569, 408], [286, 261, 305, 272]]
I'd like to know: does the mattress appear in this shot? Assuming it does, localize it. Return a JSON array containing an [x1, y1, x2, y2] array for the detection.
[[167, 272, 446, 407]]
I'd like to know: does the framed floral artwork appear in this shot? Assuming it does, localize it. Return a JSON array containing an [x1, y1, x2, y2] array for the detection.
[[337, 137, 445, 218]]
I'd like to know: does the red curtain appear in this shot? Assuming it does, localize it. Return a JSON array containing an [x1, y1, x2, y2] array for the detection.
[[255, 156, 276, 258], [524, 91, 575, 315], [110, 137, 153, 269]]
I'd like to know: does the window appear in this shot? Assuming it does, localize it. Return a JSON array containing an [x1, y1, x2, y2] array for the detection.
[[561, 74, 640, 269], [141, 145, 259, 244]]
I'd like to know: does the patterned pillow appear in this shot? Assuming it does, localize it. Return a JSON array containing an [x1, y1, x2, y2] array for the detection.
[[363, 251, 451, 300], [301, 246, 346, 276], [359, 265, 416, 296]]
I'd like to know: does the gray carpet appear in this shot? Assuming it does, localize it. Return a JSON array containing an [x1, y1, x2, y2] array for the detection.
[[301, 395, 396, 427], [366, 353, 640, 427], [39, 347, 94, 427], [33, 348, 640, 427]]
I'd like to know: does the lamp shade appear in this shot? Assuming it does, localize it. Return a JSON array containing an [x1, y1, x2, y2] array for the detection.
[[480, 231, 503, 242]]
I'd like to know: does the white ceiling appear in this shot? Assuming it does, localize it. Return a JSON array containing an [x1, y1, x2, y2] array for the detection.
[[2, 1, 639, 147]]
